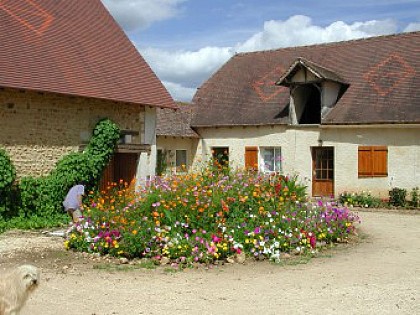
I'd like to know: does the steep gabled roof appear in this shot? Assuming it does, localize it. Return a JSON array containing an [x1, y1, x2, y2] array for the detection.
[[156, 102, 199, 138], [192, 32, 420, 126], [276, 57, 348, 86], [0, 0, 176, 109]]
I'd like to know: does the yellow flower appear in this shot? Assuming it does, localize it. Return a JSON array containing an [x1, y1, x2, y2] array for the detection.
[[132, 230, 138, 235]]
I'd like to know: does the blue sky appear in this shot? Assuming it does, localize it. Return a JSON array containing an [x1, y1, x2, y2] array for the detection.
[[101, 0, 420, 101]]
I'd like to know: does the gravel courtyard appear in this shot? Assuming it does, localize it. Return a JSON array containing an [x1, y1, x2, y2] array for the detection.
[[0, 210, 419, 315]]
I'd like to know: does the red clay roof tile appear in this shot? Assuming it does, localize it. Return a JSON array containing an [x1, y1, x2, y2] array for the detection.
[[192, 32, 420, 126], [0, 0, 176, 109]]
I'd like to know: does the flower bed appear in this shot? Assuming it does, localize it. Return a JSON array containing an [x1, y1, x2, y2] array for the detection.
[[66, 167, 360, 265]]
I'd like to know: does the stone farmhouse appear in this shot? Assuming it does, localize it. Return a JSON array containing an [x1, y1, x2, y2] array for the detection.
[[0, 0, 176, 187], [157, 32, 420, 198]]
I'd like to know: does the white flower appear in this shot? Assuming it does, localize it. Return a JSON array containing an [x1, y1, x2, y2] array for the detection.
[[263, 247, 272, 255], [270, 250, 281, 263]]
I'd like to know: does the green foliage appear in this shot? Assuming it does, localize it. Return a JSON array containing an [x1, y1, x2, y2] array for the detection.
[[156, 149, 168, 176], [0, 213, 68, 233], [1, 118, 120, 231], [389, 187, 407, 207], [0, 149, 17, 218], [409, 187, 419, 208], [67, 168, 359, 265], [0, 149, 16, 190], [339, 191, 385, 208]]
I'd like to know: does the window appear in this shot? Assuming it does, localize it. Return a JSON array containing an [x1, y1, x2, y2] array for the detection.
[[175, 150, 187, 172], [260, 147, 282, 173], [358, 146, 388, 177], [212, 147, 229, 167]]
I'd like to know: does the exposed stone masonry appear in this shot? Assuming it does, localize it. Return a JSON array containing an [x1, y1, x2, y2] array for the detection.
[[0, 88, 144, 178]]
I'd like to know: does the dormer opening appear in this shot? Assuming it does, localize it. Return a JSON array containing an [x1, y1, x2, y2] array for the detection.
[[276, 57, 348, 126], [292, 84, 321, 124]]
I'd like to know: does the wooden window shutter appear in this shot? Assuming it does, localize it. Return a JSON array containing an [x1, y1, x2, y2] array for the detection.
[[245, 147, 258, 171], [358, 146, 387, 177], [372, 146, 388, 176], [358, 146, 372, 177]]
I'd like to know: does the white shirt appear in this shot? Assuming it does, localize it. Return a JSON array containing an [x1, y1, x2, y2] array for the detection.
[[63, 185, 85, 211]]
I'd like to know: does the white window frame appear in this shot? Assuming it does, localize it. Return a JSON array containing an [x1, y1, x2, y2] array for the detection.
[[259, 147, 282, 173]]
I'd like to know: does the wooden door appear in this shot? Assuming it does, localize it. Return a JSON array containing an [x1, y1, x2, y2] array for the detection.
[[312, 147, 334, 197], [245, 147, 258, 171], [99, 153, 138, 191]]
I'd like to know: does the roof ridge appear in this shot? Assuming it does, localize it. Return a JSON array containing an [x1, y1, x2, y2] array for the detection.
[[234, 31, 420, 57]]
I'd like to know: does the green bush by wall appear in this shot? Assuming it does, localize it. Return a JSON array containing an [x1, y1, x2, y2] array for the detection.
[[0, 149, 16, 218], [16, 118, 120, 218]]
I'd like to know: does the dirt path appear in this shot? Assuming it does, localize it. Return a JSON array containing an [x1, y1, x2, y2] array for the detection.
[[1, 210, 419, 315]]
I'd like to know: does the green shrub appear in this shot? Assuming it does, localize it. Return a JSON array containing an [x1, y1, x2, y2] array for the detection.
[[409, 187, 419, 208], [388, 188, 407, 207], [0, 149, 17, 218], [0, 148, 16, 190], [3, 118, 120, 227], [339, 191, 384, 208], [66, 169, 360, 264]]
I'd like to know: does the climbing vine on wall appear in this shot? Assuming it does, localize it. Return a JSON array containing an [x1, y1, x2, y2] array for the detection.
[[18, 118, 121, 218], [0, 149, 16, 218]]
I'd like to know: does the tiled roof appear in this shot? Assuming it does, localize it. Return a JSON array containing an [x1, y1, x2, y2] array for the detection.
[[276, 57, 347, 86], [192, 32, 420, 126], [0, 0, 176, 109], [156, 102, 199, 138]]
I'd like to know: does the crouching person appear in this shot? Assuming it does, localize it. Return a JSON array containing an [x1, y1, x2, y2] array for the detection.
[[63, 181, 85, 225]]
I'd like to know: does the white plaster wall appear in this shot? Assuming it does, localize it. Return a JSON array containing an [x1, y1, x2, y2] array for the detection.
[[321, 81, 340, 108], [136, 107, 157, 187], [156, 136, 199, 174], [292, 68, 317, 83], [195, 125, 420, 197]]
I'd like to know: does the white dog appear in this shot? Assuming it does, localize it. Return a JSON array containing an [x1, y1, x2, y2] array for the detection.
[[0, 265, 40, 315]]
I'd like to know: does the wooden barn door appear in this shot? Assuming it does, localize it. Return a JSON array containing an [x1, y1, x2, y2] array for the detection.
[[245, 147, 259, 171], [99, 153, 138, 191], [311, 147, 334, 197]]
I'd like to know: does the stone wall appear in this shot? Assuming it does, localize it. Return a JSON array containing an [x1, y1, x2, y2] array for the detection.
[[0, 88, 145, 178]]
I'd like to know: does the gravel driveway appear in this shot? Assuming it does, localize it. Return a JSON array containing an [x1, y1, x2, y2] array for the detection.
[[0, 210, 419, 315]]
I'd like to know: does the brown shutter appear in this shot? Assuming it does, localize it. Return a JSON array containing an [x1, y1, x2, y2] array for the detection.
[[372, 146, 388, 176], [245, 147, 258, 171], [358, 146, 387, 177], [358, 146, 372, 177]]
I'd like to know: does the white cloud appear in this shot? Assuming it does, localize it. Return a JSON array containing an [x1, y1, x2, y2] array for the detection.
[[101, 0, 185, 31], [141, 46, 234, 86], [236, 15, 397, 52], [136, 15, 412, 101], [162, 81, 197, 102], [404, 22, 420, 32]]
